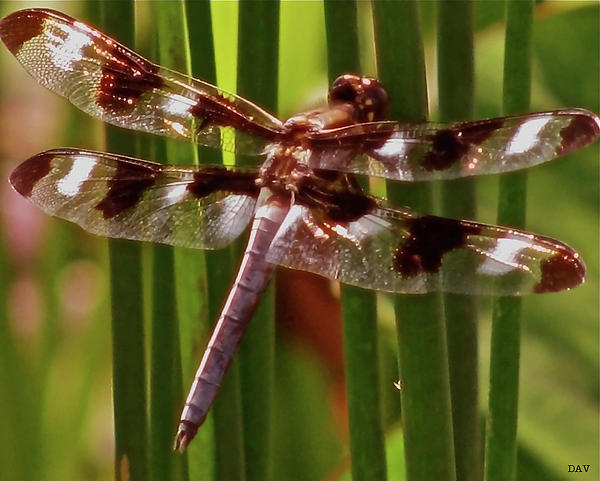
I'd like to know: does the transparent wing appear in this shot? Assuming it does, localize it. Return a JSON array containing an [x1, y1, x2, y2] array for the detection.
[[10, 149, 259, 249], [267, 201, 585, 295], [0, 9, 284, 155], [308, 109, 600, 181]]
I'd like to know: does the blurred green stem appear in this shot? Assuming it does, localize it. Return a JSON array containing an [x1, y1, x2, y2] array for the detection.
[[100, 3, 149, 480], [151, 3, 214, 481], [324, 2, 387, 480], [485, 2, 534, 481], [437, 3, 481, 481], [235, 3, 280, 481], [373, 2, 456, 480]]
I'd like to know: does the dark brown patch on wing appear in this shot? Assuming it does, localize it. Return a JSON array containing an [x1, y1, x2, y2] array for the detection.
[[187, 169, 259, 199], [323, 191, 376, 223], [295, 176, 376, 223], [423, 119, 504, 171], [534, 251, 585, 293], [97, 46, 163, 111], [460, 119, 505, 144], [307, 127, 394, 152], [0, 9, 46, 54], [96, 161, 159, 219], [9, 152, 53, 197], [189, 94, 279, 141], [393, 216, 481, 276], [556, 113, 600, 155], [422, 129, 468, 171], [312, 169, 341, 182]]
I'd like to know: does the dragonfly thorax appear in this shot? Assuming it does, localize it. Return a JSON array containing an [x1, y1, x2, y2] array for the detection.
[[258, 143, 313, 194]]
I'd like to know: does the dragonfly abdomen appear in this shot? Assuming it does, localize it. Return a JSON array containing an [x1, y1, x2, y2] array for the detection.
[[175, 192, 289, 451]]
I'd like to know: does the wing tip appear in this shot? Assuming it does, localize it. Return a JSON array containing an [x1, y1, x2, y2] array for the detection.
[[557, 109, 600, 156], [9, 151, 54, 198], [0, 9, 52, 55], [534, 249, 586, 293]]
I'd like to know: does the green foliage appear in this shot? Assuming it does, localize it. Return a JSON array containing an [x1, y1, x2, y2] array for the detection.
[[100, 3, 149, 481], [324, 3, 387, 481]]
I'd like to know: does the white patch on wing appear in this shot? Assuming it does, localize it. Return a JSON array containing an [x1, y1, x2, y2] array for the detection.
[[162, 94, 196, 117], [46, 22, 93, 69], [330, 223, 356, 243], [351, 214, 389, 237], [165, 183, 188, 204], [276, 204, 305, 236], [58, 155, 96, 197], [477, 237, 529, 276], [166, 120, 188, 137], [372, 135, 408, 158], [370, 136, 415, 180], [265, 204, 308, 263], [506, 117, 551, 155]]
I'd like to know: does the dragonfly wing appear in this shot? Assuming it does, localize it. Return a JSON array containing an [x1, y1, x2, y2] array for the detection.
[[267, 201, 584, 295], [10, 149, 259, 249], [308, 110, 600, 181], [0, 9, 284, 155]]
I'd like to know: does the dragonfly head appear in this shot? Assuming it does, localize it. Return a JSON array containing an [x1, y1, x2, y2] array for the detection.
[[328, 74, 389, 123]]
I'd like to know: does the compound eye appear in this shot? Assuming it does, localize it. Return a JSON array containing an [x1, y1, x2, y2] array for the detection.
[[361, 78, 389, 122], [329, 74, 362, 104]]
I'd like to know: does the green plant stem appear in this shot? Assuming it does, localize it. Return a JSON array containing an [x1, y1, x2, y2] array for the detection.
[[437, 3, 480, 481], [324, 2, 387, 481], [0, 249, 32, 481], [373, 2, 427, 123], [324, 0, 360, 74], [150, 3, 215, 480], [373, 2, 456, 481], [341, 285, 387, 481], [131, 5, 187, 481], [100, 4, 149, 481], [236, 3, 279, 481], [107, 239, 148, 481], [185, 2, 241, 479], [485, 2, 533, 481], [150, 243, 184, 481]]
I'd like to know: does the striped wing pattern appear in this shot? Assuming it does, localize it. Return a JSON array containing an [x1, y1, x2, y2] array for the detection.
[[1, 9, 598, 181], [0, 9, 284, 155], [308, 109, 600, 181], [10, 149, 259, 249], [268, 201, 584, 295], [1, 8, 597, 296], [1, 7, 597, 453]]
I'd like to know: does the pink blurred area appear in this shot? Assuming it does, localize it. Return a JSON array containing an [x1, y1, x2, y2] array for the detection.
[[0, 7, 107, 373], [0, 59, 65, 263]]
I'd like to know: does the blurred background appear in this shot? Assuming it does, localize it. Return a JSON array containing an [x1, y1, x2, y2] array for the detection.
[[0, 1, 597, 480]]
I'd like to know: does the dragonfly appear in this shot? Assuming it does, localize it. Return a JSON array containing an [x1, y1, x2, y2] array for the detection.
[[1, 8, 599, 451]]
